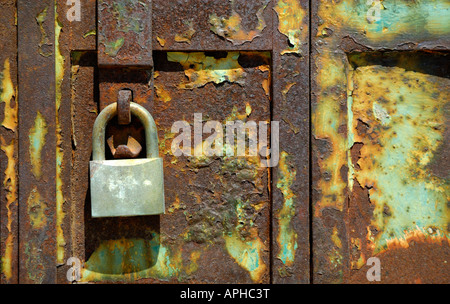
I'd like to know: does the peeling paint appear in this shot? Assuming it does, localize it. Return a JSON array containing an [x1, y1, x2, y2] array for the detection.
[[350, 65, 450, 252], [276, 151, 298, 266], [167, 52, 246, 89], [36, 6, 52, 57], [224, 231, 267, 283], [0, 59, 17, 131], [29, 111, 48, 179], [209, 0, 270, 45], [312, 52, 348, 216], [317, 0, 450, 45], [0, 136, 17, 280], [55, 6, 65, 265], [274, 0, 306, 55]]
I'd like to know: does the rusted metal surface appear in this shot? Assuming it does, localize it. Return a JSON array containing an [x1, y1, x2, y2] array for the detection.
[[55, 0, 97, 283], [152, 0, 273, 51], [18, 0, 57, 283], [98, 0, 153, 67], [117, 89, 132, 125], [0, 0, 19, 284], [66, 50, 272, 283], [311, 0, 450, 283], [10, 0, 449, 285], [271, 0, 310, 283]]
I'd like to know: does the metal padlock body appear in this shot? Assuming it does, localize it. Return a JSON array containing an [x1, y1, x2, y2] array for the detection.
[[90, 102, 165, 217]]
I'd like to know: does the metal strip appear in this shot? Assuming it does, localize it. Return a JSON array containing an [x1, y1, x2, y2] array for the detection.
[[18, 0, 56, 284], [0, 0, 19, 284], [271, 0, 310, 283]]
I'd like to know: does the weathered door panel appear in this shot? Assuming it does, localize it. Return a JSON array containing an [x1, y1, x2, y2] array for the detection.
[[10, 0, 449, 285], [56, 0, 310, 284], [311, 1, 450, 283], [0, 0, 19, 284]]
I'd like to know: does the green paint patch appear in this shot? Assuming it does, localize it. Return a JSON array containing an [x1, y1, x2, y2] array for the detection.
[[276, 151, 298, 266], [350, 65, 449, 252], [29, 111, 48, 179], [103, 37, 125, 57]]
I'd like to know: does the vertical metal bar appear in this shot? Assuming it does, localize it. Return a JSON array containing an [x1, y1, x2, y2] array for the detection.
[[18, 0, 56, 284], [0, 0, 19, 284], [271, 0, 310, 283]]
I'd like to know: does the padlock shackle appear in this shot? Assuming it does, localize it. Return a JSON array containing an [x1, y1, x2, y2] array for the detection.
[[92, 102, 159, 160]]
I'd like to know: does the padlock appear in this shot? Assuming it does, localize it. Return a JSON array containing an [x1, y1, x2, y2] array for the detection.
[[90, 102, 165, 217]]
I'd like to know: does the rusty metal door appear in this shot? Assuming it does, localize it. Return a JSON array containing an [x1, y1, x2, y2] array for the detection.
[[0, 0, 448, 285]]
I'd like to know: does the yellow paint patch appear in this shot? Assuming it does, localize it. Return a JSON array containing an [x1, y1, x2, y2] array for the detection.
[[1, 59, 17, 131], [312, 51, 348, 216], [55, 7, 66, 265], [0, 137, 17, 280], [154, 83, 172, 102], [274, 0, 306, 54], [331, 226, 342, 248], [29, 111, 48, 179], [156, 36, 166, 47]]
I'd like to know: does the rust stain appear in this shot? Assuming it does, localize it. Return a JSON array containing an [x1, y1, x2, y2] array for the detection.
[[27, 187, 48, 230], [174, 20, 196, 44]]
